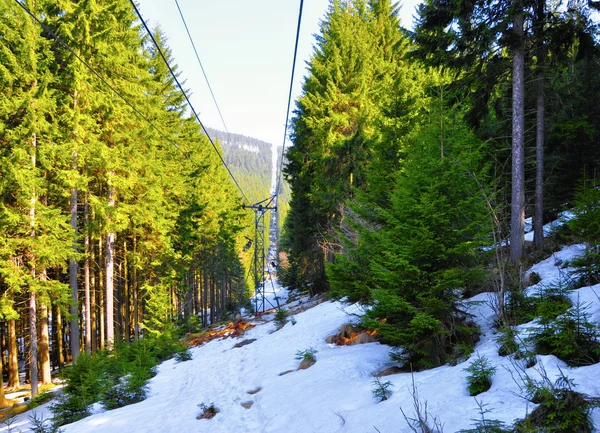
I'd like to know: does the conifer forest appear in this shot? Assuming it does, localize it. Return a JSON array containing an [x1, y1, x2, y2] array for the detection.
[[1, 0, 600, 430]]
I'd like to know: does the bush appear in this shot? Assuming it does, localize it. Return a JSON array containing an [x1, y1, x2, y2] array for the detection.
[[515, 372, 595, 433], [530, 301, 600, 366], [372, 377, 393, 402], [568, 179, 600, 247], [175, 348, 193, 362], [52, 334, 185, 427], [496, 327, 519, 357], [464, 354, 496, 396], [295, 347, 317, 362], [569, 249, 600, 288], [273, 309, 289, 328]]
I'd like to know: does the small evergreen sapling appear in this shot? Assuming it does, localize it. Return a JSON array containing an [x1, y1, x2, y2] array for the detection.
[[464, 354, 496, 396], [372, 377, 393, 402], [295, 347, 317, 362], [273, 309, 289, 329]]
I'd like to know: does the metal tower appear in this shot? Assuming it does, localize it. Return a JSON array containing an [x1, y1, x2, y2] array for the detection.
[[243, 197, 280, 313]]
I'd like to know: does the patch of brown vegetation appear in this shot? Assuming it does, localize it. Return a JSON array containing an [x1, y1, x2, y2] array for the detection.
[[326, 324, 378, 346], [241, 401, 254, 409], [278, 370, 294, 376], [375, 366, 404, 377], [197, 404, 219, 420], [298, 358, 316, 370], [247, 387, 262, 395], [186, 319, 255, 348]]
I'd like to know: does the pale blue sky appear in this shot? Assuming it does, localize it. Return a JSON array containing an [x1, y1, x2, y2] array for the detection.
[[138, 0, 420, 146]]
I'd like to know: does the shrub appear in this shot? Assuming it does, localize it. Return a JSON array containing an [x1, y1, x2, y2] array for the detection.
[[52, 334, 185, 427], [496, 327, 519, 357], [372, 377, 393, 402], [530, 301, 600, 366], [464, 354, 496, 396], [515, 371, 595, 433], [273, 309, 289, 328], [197, 403, 219, 419], [295, 347, 317, 362], [458, 400, 512, 433], [568, 179, 600, 247], [29, 413, 64, 433], [175, 348, 193, 362], [569, 249, 600, 288]]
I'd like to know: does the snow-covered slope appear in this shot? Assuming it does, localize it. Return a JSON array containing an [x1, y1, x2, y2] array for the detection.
[[4, 244, 600, 433]]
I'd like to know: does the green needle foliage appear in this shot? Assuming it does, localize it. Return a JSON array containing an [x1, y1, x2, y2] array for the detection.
[[464, 354, 497, 396]]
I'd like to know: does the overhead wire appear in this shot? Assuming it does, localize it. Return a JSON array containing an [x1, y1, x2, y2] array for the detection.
[[174, 0, 233, 142], [274, 0, 304, 201], [130, 0, 249, 204]]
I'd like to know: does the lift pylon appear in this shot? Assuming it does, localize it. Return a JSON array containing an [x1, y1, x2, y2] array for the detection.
[[243, 196, 280, 314]]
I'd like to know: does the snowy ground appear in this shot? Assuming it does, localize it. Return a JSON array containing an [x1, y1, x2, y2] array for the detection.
[[3, 244, 600, 433]]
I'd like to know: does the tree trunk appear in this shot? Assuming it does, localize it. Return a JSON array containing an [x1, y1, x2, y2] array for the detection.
[[39, 300, 52, 384], [29, 290, 38, 397], [106, 180, 115, 348], [70, 177, 80, 361], [510, 5, 526, 262], [533, 0, 545, 249], [0, 345, 9, 408], [53, 304, 64, 367], [8, 320, 19, 389], [29, 131, 39, 397], [84, 196, 92, 353]]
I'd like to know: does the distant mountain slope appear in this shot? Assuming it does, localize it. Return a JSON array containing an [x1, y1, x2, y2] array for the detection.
[[206, 127, 272, 204]]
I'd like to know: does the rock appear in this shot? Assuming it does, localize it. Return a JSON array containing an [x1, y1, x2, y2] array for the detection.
[[350, 332, 376, 345], [241, 401, 253, 409], [376, 366, 404, 377], [233, 338, 257, 348], [247, 386, 262, 395], [298, 358, 316, 370]]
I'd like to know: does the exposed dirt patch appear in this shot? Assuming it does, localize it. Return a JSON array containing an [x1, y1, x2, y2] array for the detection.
[[241, 401, 254, 409], [247, 387, 262, 395]]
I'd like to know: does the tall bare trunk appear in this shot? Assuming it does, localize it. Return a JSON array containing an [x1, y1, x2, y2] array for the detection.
[[510, 5, 526, 262], [84, 196, 92, 353], [39, 300, 51, 384], [0, 346, 9, 408], [70, 175, 80, 361], [106, 178, 115, 348], [53, 304, 64, 367], [8, 320, 19, 389], [29, 290, 38, 397], [29, 132, 39, 397], [533, 0, 546, 249]]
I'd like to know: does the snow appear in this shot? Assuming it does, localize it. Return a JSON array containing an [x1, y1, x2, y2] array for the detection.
[[4, 245, 600, 432]]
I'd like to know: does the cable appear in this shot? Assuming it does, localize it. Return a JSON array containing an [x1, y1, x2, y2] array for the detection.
[[274, 0, 304, 201], [174, 0, 232, 142], [130, 0, 249, 204], [12, 0, 188, 159]]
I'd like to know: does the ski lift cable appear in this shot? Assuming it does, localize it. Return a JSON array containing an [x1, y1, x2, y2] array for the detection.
[[130, 0, 249, 204]]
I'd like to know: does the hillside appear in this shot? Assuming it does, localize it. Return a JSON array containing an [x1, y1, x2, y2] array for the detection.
[[207, 127, 273, 204], [6, 233, 600, 433]]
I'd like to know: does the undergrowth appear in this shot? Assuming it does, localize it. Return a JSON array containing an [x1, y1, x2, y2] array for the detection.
[[51, 334, 187, 427]]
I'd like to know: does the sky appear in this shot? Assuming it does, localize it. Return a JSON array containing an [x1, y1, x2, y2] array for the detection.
[[137, 0, 421, 147]]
